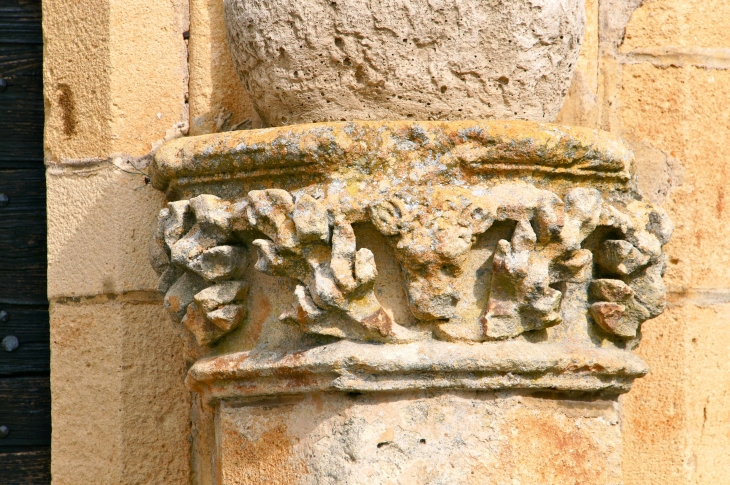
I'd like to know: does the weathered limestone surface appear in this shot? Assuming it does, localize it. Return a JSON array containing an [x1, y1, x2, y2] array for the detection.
[[552, 1, 730, 483], [220, 391, 622, 485], [150, 119, 671, 483], [44, 1, 193, 484], [43, 0, 729, 482], [50, 298, 190, 485], [555, 0, 599, 129], [620, 0, 730, 50], [189, 0, 262, 135], [47, 165, 163, 299], [620, 64, 730, 292], [614, 3, 730, 483], [223, 0, 585, 126], [43, 0, 189, 160]]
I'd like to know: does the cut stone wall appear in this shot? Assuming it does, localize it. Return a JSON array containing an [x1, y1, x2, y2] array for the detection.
[[44, 0, 730, 484], [44, 0, 195, 483], [219, 392, 622, 485], [557, 1, 730, 483]]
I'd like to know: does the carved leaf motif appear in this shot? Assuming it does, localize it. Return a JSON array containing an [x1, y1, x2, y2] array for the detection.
[[587, 200, 671, 339], [247, 189, 299, 251], [481, 188, 602, 340], [150, 182, 672, 347], [247, 190, 411, 342], [152, 196, 250, 347], [369, 188, 492, 321], [292, 194, 330, 243], [483, 220, 562, 339]]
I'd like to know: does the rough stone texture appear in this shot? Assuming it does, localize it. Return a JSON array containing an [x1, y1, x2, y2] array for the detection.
[[143, 111, 676, 482], [152, 119, 635, 193], [190, 394, 217, 485], [613, 3, 730, 483], [43, 0, 189, 160], [223, 0, 585, 126], [555, 0, 599, 129], [219, 391, 622, 485], [551, 1, 730, 483], [151, 121, 670, 363], [50, 298, 190, 485], [619, 64, 730, 292], [148, 119, 671, 485], [43, 0, 730, 483], [44, 1, 194, 484], [189, 0, 263, 135], [620, 0, 730, 50], [622, 299, 730, 485], [42, 0, 110, 160], [188, 339, 649, 402], [47, 165, 163, 299]]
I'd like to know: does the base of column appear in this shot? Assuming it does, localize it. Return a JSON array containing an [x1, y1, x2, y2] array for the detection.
[[218, 390, 622, 485]]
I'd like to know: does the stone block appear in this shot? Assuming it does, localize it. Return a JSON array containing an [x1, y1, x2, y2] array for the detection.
[[683, 298, 730, 484], [50, 298, 190, 485], [42, 0, 111, 160], [189, 0, 261, 135], [555, 0, 599, 128], [47, 165, 164, 298], [620, 301, 687, 485], [622, 297, 730, 485], [622, 0, 730, 51], [224, 0, 585, 125], [219, 391, 621, 485], [620, 64, 730, 291], [43, 0, 189, 161]]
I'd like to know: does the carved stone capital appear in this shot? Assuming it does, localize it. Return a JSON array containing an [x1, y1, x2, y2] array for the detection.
[[150, 120, 672, 402]]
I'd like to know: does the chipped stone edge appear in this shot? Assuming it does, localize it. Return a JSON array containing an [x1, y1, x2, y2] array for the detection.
[[186, 340, 649, 403], [151, 120, 634, 194]]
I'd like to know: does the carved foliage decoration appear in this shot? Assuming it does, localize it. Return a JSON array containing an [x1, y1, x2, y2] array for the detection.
[[151, 195, 250, 346], [151, 184, 673, 346], [246, 189, 409, 341]]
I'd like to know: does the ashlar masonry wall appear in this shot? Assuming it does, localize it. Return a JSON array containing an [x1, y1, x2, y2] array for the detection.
[[43, 0, 730, 484], [558, 1, 730, 483]]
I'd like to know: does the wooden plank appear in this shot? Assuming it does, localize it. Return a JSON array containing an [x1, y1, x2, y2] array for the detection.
[[0, 306, 48, 376], [0, 5, 51, 484], [0, 43, 42, 76], [0, 108, 44, 164], [0, 342, 49, 376], [0, 73, 42, 103], [0, 449, 51, 484], [0, 1, 43, 45], [0, 377, 50, 447], [0, 169, 47, 305], [0, 72, 44, 163], [0, 306, 48, 344], [0, 0, 44, 164], [0, 75, 44, 113]]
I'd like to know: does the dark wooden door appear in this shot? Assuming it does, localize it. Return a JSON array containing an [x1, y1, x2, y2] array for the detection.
[[0, 0, 51, 483]]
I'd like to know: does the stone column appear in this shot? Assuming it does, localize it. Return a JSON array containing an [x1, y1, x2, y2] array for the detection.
[[149, 2, 672, 484], [149, 120, 671, 484]]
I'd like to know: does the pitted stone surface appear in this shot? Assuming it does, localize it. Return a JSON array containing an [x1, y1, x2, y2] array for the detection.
[[149, 118, 673, 484], [150, 120, 672, 399], [151, 120, 634, 195], [223, 0, 585, 126], [219, 391, 622, 485]]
